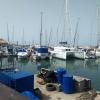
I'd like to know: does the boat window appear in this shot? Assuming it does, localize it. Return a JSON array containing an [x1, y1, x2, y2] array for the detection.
[[34, 51, 36, 54], [66, 49, 70, 51]]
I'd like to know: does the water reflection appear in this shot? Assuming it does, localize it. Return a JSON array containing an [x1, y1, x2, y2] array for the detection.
[[0, 57, 100, 90], [35, 59, 51, 71], [51, 58, 100, 71], [7, 56, 14, 63], [0, 57, 15, 67], [17, 58, 29, 63], [51, 58, 100, 90]]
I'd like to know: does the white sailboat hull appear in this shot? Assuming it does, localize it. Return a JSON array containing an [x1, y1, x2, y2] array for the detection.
[[95, 51, 100, 58], [51, 51, 66, 60], [74, 51, 88, 59], [49, 46, 75, 60], [50, 51, 74, 60], [74, 51, 96, 59]]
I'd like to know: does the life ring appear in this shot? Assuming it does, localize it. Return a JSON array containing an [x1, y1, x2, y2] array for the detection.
[[46, 83, 56, 91]]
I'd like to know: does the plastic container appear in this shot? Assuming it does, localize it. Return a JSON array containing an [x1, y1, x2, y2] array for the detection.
[[21, 91, 39, 100], [0, 70, 34, 92], [56, 67, 66, 85], [62, 74, 73, 94]]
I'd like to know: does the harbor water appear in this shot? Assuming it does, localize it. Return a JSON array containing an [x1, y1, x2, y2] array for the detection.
[[0, 57, 100, 91]]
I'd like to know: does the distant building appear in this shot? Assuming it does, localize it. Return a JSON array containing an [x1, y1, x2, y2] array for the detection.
[[0, 38, 8, 46]]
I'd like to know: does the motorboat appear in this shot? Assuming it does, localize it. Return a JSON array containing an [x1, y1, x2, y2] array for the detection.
[[17, 48, 28, 59]]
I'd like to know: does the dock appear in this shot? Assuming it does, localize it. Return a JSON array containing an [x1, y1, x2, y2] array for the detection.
[[34, 75, 100, 100], [0, 74, 100, 100], [0, 83, 28, 100]]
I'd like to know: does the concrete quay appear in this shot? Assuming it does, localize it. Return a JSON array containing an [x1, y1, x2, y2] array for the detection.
[[34, 75, 100, 100]]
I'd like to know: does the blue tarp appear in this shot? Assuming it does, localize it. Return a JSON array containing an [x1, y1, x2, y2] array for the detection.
[[0, 70, 34, 92]]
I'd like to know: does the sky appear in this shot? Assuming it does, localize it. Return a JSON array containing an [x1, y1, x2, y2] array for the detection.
[[0, 0, 99, 46]]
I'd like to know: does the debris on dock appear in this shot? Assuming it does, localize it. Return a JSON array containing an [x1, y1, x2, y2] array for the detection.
[[34, 68, 100, 100]]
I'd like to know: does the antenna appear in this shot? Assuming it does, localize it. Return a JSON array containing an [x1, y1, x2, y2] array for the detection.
[[40, 12, 43, 46]]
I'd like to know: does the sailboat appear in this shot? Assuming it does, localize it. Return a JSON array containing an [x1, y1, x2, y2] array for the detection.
[[49, 0, 75, 60], [93, 6, 100, 58], [49, 42, 75, 60], [72, 19, 92, 59], [17, 30, 28, 59], [74, 47, 96, 59], [32, 12, 49, 60], [86, 6, 100, 58]]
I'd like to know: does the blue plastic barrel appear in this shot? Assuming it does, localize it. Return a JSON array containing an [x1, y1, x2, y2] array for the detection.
[[56, 67, 66, 85], [62, 74, 73, 94], [21, 91, 39, 100]]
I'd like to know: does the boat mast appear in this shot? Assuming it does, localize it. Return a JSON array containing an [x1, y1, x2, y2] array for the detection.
[[56, 25, 59, 45], [97, 6, 100, 46], [73, 18, 80, 47], [48, 28, 53, 47], [7, 23, 9, 43], [61, 0, 67, 43], [45, 30, 47, 46], [22, 29, 24, 46], [40, 12, 43, 46], [12, 25, 14, 43], [65, 0, 71, 45]]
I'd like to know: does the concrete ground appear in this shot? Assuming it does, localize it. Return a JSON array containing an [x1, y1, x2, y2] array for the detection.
[[34, 75, 100, 100], [0, 75, 100, 100], [0, 83, 28, 100]]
